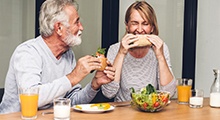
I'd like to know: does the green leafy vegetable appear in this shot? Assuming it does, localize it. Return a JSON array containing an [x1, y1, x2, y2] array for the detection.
[[130, 87, 135, 93], [97, 47, 106, 55], [146, 84, 156, 95]]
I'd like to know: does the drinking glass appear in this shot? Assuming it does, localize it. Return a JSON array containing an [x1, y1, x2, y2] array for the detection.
[[177, 78, 192, 104], [53, 98, 71, 120], [189, 89, 204, 108], [19, 87, 39, 120]]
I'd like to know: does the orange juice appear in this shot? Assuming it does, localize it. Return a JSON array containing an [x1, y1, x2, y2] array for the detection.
[[177, 85, 191, 103], [20, 94, 38, 117]]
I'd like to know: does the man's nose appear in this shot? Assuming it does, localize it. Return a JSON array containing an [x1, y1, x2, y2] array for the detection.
[[79, 22, 84, 31]]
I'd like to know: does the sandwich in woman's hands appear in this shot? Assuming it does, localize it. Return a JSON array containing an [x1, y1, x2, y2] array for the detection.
[[134, 35, 152, 47]]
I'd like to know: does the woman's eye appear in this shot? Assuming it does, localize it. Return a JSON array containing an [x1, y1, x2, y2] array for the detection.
[[131, 22, 138, 25], [143, 23, 149, 26], [130, 21, 138, 25]]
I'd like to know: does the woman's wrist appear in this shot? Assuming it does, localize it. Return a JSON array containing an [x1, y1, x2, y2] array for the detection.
[[118, 49, 127, 56], [91, 79, 100, 90]]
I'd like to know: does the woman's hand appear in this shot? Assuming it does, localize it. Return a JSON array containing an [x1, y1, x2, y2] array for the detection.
[[119, 34, 139, 55], [91, 60, 116, 90], [147, 34, 164, 59]]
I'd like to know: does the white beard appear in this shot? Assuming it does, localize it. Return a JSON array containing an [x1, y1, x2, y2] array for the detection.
[[63, 30, 82, 47]]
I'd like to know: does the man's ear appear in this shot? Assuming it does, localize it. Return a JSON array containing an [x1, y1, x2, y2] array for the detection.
[[55, 22, 62, 36]]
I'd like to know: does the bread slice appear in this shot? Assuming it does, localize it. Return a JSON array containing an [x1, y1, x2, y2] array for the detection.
[[134, 35, 152, 47]]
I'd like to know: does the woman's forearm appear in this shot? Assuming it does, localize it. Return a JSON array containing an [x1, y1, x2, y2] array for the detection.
[[158, 56, 174, 86], [112, 52, 126, 82]]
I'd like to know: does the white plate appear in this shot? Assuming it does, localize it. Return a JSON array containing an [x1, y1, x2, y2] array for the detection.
[[72, 104, 115, 113]]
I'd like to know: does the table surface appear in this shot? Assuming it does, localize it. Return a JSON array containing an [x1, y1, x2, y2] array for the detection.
[[1, 98, 220, 120]]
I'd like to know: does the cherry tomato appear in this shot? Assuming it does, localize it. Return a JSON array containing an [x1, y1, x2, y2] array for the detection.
[[154, 102, 160, 107], [143, 103, 148, 109], [162, 97, 168, 103]]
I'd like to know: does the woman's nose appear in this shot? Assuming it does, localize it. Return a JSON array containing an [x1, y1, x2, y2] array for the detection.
[[137, 25, 144, 34]]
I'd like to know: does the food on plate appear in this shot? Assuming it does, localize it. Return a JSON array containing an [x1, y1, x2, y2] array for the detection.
[[75, 105, 82, 110], [72, 103, 114, 113], [130, 84, 170, 112], [94, 47, 107, 71], [90, 103, 111, 110], [134, 35, 152, 47]]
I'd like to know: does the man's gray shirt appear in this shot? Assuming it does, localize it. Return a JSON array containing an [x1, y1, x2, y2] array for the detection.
[[0, 36, 98, 114]]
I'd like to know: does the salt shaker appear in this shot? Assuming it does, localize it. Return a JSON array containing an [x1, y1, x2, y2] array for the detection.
[[210, 69, 220, 107]]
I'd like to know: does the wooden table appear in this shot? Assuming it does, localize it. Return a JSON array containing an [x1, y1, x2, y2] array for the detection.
[[1, 98, 220, 120]]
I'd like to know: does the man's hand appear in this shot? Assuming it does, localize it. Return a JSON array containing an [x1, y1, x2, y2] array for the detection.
[[67, 55, 101, 86], [91, 60, 115, 90]]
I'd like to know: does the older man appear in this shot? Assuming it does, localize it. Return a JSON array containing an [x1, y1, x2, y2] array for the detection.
[[0, 0, 115, 114]]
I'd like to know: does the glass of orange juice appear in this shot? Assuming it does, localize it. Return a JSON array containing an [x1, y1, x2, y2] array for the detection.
[[177, 78, 193, 104], [19, 87, 39, 119]]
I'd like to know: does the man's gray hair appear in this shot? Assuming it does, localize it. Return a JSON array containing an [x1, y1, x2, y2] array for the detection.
[[39, 0, 78, 37]]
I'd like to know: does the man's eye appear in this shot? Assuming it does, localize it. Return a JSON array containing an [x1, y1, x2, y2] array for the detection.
[[75, 21, 79, 25]]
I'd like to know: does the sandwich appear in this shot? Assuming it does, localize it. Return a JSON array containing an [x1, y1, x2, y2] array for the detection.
[[95, 47, 107, 71], [134, 35, 152, 47]]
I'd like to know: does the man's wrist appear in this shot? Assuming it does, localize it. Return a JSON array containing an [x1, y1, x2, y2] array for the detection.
[[67, 70, 81, 86]]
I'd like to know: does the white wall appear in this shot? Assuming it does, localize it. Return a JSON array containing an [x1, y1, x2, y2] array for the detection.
[[119, 0, 184, 82], [0, 0, 35, 88], [196, 1, 220, 97], [73, 0, 102, 87]]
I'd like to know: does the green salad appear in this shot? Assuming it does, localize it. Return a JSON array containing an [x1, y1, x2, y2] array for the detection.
[[131, 84, 170, 112]]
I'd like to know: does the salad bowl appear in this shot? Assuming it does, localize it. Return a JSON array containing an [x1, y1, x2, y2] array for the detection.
[[130, 84, 170, 112]]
